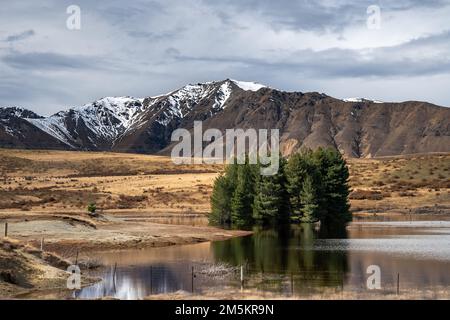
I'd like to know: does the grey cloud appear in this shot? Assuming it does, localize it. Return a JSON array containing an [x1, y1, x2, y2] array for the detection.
[[203, 0, 450, 32], [4, 29, 35, 42], [2, 51, 102, 71], [1, 0, 450, 111], [127, 28, 184, 41], [173, 30, 450, 78], [165, 47, 181, 57]]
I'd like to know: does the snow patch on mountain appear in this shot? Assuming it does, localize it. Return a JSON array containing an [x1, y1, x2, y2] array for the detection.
[[26, 96, 147, 147], [343, 97, 384, 104], [155, 81, 233, 125], [27, 116, 76, 148], [212, 81, 232, 110], [0, 122, 16, 137], [231, 79, 267, 91]]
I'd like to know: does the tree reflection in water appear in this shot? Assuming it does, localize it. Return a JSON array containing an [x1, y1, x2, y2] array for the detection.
[[211, 223, 349, 293]]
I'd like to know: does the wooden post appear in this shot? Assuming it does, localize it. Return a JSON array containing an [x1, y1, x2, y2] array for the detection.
[[150, 266, 153, 294], [291, 272, 294, 296], [397, 273, 400, 295], [113, 263, 117, 293], [75, 250, 79, 265], [4, 222, 7, 237], [191, 266, 194, 293], [240, 265, 244, 290], [40, 237, 44, 251]]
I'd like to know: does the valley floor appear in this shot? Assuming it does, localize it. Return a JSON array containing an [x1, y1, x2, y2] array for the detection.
[[0, 149, 449, 298]]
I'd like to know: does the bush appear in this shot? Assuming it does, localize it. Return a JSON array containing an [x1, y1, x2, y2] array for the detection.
[[349, 190, 383, 200], [87, 203, 97, 214]]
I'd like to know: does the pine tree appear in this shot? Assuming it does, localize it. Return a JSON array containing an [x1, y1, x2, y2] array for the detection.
[[253, 173, 281, 224], [209, 174, 232, 225], [285, 149, 315, 222], [253, 155, 289, 225], [326, 149, 351, 223], [313, 148, 351, 224], [231, 161, 255, 227], [299, 175, 319, 223]]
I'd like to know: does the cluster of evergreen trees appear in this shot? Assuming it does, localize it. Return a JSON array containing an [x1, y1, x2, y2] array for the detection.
[[209, 148, 351, 228]]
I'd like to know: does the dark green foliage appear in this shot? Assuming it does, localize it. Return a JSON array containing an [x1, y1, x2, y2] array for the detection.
[[231, 160, 256, 227], [285, 148, 351, 224], [210, 174, 232, 225], [209, 147, 351, 228], [253, 156, 289, 225], [299, 175, 319, 223], [285, 150, 310, 221], [87, 202, 96, 214], [312, 148, 351, 224]]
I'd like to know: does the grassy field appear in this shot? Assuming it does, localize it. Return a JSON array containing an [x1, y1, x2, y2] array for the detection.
[[347, 153, 450, 216], [0, 149, 222, 215], [0, 149, 448, 216]]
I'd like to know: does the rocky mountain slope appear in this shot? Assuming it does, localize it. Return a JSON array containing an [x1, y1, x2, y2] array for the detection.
[[1, 79, 449, 157]]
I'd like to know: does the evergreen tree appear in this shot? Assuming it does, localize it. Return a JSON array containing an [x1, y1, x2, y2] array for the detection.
[[231, 160, 256, 227], [299, 175, 319, 222], [313, 148, 351, 224], [253, 155, 289, 225], [253, 171, 281, 224], [285, 149, 315, 222], [326, 149, 351, 223], [210, 147, 351, 228], [209, 174, 232, 225]]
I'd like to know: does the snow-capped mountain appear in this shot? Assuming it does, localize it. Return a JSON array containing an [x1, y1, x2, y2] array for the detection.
[[1, 79, 256, 152], [0, 106, 42, 119], [26, 96, 147, 149], [1, 79, 449, 157]]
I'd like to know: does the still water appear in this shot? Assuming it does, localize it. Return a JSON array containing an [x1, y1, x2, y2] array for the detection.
[[76, 216, 450, 299]]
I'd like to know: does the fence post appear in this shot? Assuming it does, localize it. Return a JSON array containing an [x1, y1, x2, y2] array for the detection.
[[113, 262, 117, 293], [150, 266, 153, 294], [75, 250, 79, 265], [40, 237, 44, 252], [397, 273, 400, 295], [4, 222, 7, 237], [291, 272, 294, 296], [240, 265, 245, 290], [191, 266, 194, 293]]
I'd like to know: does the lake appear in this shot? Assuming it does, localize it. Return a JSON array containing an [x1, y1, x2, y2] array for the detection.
[[75, 215, 450, 299]]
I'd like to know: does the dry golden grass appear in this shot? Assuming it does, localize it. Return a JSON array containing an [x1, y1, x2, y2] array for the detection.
[[0, 149, 448, 216], [347, 153, 450, 215], [0, 149, 223, 214]]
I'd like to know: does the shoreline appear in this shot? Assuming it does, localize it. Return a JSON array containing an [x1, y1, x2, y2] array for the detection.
[[0, 210, 252, 256]]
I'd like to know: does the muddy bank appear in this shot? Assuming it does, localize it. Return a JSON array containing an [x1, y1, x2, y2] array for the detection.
[[0, 238, 97, 298]]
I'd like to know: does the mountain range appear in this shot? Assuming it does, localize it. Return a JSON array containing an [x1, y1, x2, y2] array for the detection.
[[1, 79, 449, 158]]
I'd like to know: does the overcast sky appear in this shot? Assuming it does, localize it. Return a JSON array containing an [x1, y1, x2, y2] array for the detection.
[[1, 0, 450, 115]]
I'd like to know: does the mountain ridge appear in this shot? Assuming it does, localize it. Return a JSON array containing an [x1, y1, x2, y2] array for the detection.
[[1, 79, 449, 158]]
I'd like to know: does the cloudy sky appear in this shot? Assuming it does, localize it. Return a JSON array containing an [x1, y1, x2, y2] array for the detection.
[[1, 0, 450, 115]]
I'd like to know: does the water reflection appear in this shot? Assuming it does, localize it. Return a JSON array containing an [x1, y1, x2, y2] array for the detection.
[[211, 224, 349, 291], [75, 219, 450, 299], [76, 264, 193, 299]]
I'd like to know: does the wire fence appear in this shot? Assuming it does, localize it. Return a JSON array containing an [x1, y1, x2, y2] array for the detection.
[[77, 262, 450, 299]]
